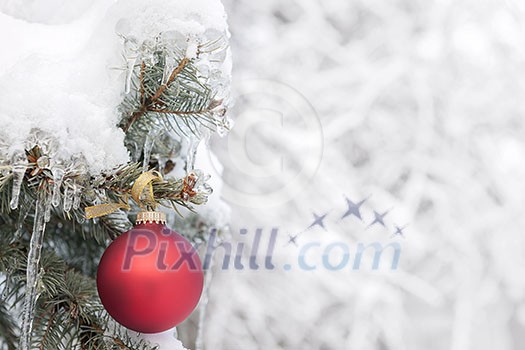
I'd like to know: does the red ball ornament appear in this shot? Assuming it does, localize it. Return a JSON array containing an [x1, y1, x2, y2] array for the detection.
[[97, 211, 203, 333]]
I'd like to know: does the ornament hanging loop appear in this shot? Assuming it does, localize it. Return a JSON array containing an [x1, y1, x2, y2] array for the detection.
[[84, 170, 163, 219], [131, 170, 163, 209]]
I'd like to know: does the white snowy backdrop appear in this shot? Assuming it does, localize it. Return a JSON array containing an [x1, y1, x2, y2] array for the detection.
[[200, 0, 525, 349]]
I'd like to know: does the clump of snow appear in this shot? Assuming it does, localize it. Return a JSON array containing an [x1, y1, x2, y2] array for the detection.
[[0, 56, 129, 174], [0, 0, 94, 24], [130, 328, 188, 350], [111, 0, 228, 41], [0, 0, 231, 174]]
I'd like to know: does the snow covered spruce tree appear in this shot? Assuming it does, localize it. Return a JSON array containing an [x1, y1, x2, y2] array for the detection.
[[0, 0, 232, 349]]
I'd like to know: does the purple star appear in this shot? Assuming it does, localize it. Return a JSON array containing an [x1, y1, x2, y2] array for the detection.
[[341, 196, 368, 221], [309, 212, 328, 230], [366, 209, 392, 229], [287, 234, 299, 246], [391, 224, 408, 238]]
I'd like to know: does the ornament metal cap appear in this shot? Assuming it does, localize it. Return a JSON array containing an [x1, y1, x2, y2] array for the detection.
[[136, 211, 166, 224]]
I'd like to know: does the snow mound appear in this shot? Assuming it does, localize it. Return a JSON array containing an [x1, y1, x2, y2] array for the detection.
[[112, 0, 228, 40], [0, 0, 94, 24], [0, 56, 129, 173], [0, 0, 230, 174]]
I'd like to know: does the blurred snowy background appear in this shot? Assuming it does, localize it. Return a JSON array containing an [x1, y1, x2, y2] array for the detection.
[[198, 0, 525, 349]]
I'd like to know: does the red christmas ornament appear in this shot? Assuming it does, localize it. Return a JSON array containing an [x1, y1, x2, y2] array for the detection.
[[97, 211, 204, 333]]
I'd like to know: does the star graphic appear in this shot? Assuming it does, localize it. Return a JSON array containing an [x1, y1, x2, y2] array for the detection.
[[366, 209, 392, 229], [308, 212, 328, 230], [391, 224, 408, 238], [286, 234, 299, 246], [341, 196, 368, 221]]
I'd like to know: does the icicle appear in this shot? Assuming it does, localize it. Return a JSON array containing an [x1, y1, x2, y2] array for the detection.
[[210, 103, 233, 138], [19, 194, 48, 350], [157, 155, 167, 175], [194, 170, 213, 196], [185, 136, 200, 173], [216, 115, 233, 137], [140, 39, 158, 67], [14, 193, 31, 239], [51, 167, 65, 207], [124, 56, 137, 95], [142, 128, 159, 171], [10, 150, 28, 210], [121, 36, 140, 95], [63, 179, 74, 213], [161, 54, 177, 85], [44, 196, 52, 223], [72, 183, 82, 210]]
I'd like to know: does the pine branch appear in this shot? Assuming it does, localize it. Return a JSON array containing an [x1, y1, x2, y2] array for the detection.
[[151, 58, 190, 104], [95, 163, 210, 210], [0, 300, 17, 350], [119, 47, 221, 155], [0, 30, 230, 350], [0, 149, 211, 221], [23, 263, 158, 350]]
